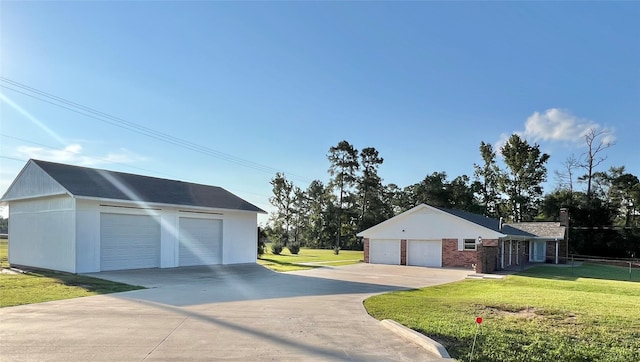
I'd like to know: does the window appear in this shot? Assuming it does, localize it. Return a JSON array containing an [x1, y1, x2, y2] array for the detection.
[[464, 238, 477, 250]]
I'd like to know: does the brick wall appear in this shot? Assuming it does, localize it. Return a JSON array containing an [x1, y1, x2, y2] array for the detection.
[[363, 238, 370, 263], [546, 241, 555, 263], [442, 238, 476, 269], [544, 240, 568, 264], [558, 239, 568, 263], [400, 239, 407, 265], [479, 245, 499, 273]]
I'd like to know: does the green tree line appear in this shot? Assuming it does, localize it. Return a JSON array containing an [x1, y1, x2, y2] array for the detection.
[[266, 130, 640, 258]]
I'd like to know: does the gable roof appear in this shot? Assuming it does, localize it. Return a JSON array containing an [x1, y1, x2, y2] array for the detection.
[[435, 207, 536, 237], [2, 159, 265, 213]]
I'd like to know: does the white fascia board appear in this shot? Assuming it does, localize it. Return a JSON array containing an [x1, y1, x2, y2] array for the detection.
[[0, 191, 72, 203]]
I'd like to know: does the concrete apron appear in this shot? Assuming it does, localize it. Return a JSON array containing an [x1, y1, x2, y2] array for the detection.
[[0, 264, 469, 361]]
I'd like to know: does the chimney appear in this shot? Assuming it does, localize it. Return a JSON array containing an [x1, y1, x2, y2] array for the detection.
[[499, 217, 503, 231], [559, 208, 570, 227]]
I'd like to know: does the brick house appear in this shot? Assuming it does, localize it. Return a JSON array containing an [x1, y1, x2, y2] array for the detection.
[[357, 204, 568, 274]]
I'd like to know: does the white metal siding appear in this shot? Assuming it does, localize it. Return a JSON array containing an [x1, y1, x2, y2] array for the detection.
[[407, 239, 442, 267], [2, 161, 66, 200], [8, 196, 76, 273], [221, 211, 258, 264], [369, 239, 400, 265], [100, 213, 160, 271], [179, 217, 222, 266]]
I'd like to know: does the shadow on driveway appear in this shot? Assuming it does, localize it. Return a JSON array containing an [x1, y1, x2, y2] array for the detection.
[[86, 264, 415, 307], [2, 264, 466, 361]]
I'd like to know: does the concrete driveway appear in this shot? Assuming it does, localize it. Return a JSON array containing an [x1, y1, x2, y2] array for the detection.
[[0, 264, 469, 361]]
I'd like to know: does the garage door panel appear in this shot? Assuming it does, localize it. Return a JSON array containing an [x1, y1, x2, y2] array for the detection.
[[369, 239, 400, 265], [407, 239, 442, 267], [179, 217, 222, 266], [100, 213, 160, 271]]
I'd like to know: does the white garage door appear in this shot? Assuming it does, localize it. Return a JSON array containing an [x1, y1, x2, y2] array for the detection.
[[369, 239, 400, 265], [100, 213, 161, 271], [179, 217, 222, 266], [407, 239, 442, 267]]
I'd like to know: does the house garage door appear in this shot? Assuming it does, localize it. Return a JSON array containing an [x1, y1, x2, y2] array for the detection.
[[100, 213, 161, 271], [179, 217, 222, 266], [407, 239, 442, 267], [369, 239, 400, 265]]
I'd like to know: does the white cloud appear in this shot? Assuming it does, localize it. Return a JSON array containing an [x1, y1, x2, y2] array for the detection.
[[16, 144, 146, 166], [522, 108, 612, 143], [494, 109, 615, 155]]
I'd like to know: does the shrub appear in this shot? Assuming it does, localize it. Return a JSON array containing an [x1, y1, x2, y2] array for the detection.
[[288, 243, 301, 255], [257, 227, 267, 257], [271, 242, 284, 255]]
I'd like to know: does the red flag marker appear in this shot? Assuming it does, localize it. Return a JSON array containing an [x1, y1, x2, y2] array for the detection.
[[471, 317, 483, 360]]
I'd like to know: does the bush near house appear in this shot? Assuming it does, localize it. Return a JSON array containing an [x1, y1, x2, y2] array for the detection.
[[271, 242, 284, 255], [365, 264, 640, 362], [287, 243, 301, 255]]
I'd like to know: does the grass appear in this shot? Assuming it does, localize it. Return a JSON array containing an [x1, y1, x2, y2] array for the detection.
[[258, 245, 363, 272], [365, 263, 640, 362], [0, 239, 143, 308], [519, 262, 640, 282], [0, 238, 8, 268]]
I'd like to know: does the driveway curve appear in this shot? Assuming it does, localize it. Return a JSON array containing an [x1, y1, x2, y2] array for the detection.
[[0, 264, 469, 361]]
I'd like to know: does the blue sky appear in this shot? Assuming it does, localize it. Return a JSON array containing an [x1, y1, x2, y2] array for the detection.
[[1, 1, 639, 222]]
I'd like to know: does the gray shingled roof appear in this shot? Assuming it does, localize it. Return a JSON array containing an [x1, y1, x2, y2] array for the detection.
[[33, 159, 265, 213], [505, 222, 566, 239], [436, 207, 537, 237]]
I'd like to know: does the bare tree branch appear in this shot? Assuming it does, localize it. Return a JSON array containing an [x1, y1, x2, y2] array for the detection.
[[580, 127, 615, 199]]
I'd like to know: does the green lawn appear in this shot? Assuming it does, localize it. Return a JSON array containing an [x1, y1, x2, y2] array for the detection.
[[0, 239, 143, 308], [365, 263, 640, 362], [519, 262, 640, 282], [0, 238, 8, 268], [258, 245, 363, 272]]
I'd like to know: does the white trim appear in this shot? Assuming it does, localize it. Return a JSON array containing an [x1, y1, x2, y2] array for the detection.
[[463, 238, 477, 251]]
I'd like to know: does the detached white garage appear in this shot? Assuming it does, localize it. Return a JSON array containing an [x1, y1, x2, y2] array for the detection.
[[1, 159, 265, 273]]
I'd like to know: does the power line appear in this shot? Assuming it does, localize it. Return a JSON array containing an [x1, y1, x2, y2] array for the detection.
[[0, 83, 287, 176], [0, 77, 314, 183], [0, 134, 176, 179]]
